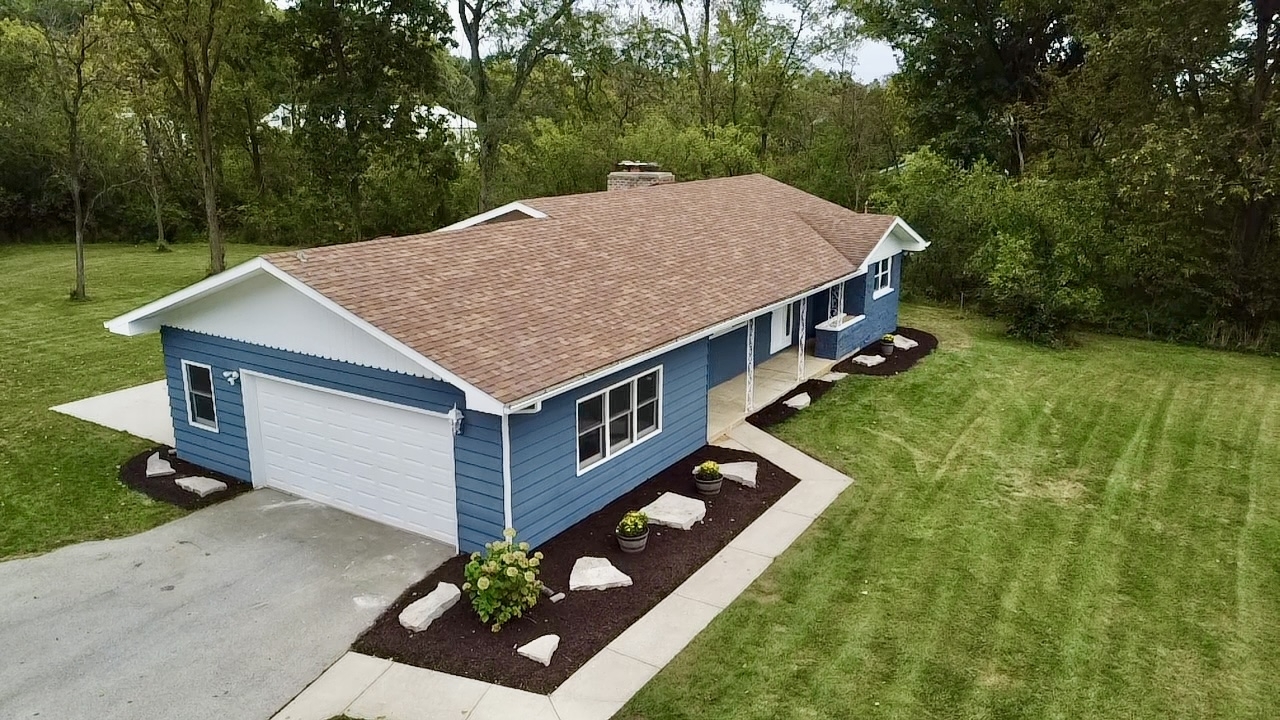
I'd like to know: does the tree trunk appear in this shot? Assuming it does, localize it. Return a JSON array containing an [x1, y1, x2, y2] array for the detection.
[[141, 116, 168, 251], [196, 104, 225, 273], [246, 97, 265, 196], [477, 119, 500, 212], [71, 177, 87, 301]]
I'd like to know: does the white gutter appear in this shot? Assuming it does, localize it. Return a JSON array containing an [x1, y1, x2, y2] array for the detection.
[[500, 412, 514, 529]]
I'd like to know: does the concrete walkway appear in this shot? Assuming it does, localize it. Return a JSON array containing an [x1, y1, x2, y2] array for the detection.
[[273, 422, 853, 720], [51, 379, 174, 446]]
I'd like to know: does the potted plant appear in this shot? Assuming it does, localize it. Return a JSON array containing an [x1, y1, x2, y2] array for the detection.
[[693, 460, 723, 496], [880, 333, 896, 356], [616, 511, 650, 553]]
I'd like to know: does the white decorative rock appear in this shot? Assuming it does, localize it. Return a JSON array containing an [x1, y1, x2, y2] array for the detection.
[[398, 582, 460, 632], [853, 354, 886, 367], [175, 476, 227, 498], [569, 557, 633, 591], [893, 334, 918, 350], [641, 492, 706, 530], [719, 461, 758, 488], [145, 452, 175, 478], [819, 372, 848, 382], [517, 634, 561, 666], [783, 393, 811, 409]]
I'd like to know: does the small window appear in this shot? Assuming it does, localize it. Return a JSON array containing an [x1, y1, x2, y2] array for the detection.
[[183, 361, 218, 431], [873, 257, 893, 295], [576, 368, 662, 472]]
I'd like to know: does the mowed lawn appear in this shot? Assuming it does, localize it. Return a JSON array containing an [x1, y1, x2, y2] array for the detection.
[[0, 243, 281, 559], [622, 305, 1280, 720]]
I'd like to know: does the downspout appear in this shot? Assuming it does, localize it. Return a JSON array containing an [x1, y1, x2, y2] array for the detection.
[[500, 411, 513, 530]]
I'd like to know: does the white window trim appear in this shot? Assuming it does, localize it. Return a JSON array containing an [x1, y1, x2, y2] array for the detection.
[[576, 366, 663, 476], [181, 359, 219, 432], [872, 257, 894, 299]]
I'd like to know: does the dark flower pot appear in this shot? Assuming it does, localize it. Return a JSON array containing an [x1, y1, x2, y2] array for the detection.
[[617, 529, 649, 553], [694, 473, 723, 496], [880, 340, 895, 356]]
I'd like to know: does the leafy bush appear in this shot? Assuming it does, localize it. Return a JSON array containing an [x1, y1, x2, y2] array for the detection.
[[616, 511, 648, 537], [461, 528, 544, 632], [695, 460, 721, 479]]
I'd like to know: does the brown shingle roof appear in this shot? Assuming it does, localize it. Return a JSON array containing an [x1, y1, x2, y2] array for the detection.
[[265, 174, 898, 404]]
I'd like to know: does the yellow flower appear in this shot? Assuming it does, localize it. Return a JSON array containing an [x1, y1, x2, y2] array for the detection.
[[524, 571, 535, 582], [505, 566, 519, 577], [534, 551, 544, 560], [501, 553, 513, 564], [518, 542, 530, 551], [477, 577, 490, 590], [503, 527, 517, 539], [529, 557, 540, 567]]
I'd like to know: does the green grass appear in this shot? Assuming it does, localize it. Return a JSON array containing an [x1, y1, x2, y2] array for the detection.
[[0, 243, 281, 559], [621, 304, 1280, 720]]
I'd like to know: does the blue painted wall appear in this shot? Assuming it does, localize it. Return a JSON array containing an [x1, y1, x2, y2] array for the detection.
[[706, 302, 799, 387], [160, 327, 505, 551], [814, 253, 902, 359], [508, 340, 710, 547]]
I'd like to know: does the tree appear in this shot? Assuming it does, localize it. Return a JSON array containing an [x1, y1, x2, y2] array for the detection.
[[20, 0, 127, 299], [119, 0, 262, 273], [286, 0, 454, 238], [458, 0, 577, 210], [851, 0, 1082, 175]]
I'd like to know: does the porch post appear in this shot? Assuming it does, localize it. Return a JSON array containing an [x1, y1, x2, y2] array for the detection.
[[745, 317, 756, 412], [829, 282, 844, 319], [796, 299, 807, 380]]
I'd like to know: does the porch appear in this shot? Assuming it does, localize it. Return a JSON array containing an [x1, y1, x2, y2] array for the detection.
[[707, 341, 835, 441]]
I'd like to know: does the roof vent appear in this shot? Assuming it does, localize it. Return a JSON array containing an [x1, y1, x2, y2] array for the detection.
[[608, 161, 675, 191]]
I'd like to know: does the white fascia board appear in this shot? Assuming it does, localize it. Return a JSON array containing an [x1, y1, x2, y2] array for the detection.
[[102, 256, 505, 414], [857, 217, 930, 272], [502, 267, 866, 412], [104, 258, 269, 336], [255, 262, 504, 414], [436, 201, 547, 232]]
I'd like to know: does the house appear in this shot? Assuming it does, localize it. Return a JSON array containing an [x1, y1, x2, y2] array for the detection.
[[105, 169, 927, 553], [262, 104, 477, 145]]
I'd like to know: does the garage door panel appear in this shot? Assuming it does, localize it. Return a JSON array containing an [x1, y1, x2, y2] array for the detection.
[[245, 375, 458, 545]]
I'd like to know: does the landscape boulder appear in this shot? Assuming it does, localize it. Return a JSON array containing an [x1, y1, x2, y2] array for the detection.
[[398, 582, 461, 632], [517, 634, 561, 667], [641, 492, 706, 530], [719, 461, 758, 488], [853, 355, 885, 367], [145, 452, 175, 478], [569, 557, 633, 591], [783, 393, 811, 409], [175, 476, 227, 498]]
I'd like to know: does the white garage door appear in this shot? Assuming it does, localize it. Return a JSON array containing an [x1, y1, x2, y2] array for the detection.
[[243, 373, 458, 546]]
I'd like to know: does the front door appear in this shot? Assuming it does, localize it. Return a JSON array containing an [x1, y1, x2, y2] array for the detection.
[[769, 304, 792, 354]]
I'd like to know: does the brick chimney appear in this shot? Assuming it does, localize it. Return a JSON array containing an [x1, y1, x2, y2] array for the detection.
[[607, 161, 675, 191]]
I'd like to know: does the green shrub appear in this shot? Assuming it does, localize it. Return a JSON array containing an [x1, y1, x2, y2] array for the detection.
[[462, 528, 544, 632], [695, 460, 722, 480]]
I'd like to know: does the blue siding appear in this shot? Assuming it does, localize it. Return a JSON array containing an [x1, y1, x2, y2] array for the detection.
[[706, 303, 799, 387], [160, 327, 505, 551], [813, 253, 903, 360], [508, 340, 710, 547]]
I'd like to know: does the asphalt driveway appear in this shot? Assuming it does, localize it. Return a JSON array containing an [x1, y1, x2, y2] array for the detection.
[[0, 489, 453, 720]]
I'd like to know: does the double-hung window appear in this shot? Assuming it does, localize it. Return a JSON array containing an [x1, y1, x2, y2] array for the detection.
[[577, 368, 661, 472], [872, 256, 893, 298], [183, 360, 218, 431]]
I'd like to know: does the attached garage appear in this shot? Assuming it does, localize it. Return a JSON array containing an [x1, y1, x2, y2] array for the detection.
[[242, 372, 459, 547]]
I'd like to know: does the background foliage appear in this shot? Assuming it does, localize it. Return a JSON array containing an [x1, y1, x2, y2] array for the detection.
[[1, 0, 1277, 349]]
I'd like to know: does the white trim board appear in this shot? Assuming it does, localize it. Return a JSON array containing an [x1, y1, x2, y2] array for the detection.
[[104, 258, 505, 414], [436, 201, 547, 232]]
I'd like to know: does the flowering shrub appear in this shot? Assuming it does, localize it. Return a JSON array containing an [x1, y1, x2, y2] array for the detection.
[[695, 460, 721, 480], [616, 511, 648, 537], [462, 528, 544, 632]]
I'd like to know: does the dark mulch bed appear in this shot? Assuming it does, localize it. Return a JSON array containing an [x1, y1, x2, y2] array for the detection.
[[833, 326, 939, 377], [746, 378, 838, 430], [352, 445, 800, 694], [119, 446, 251, 510]]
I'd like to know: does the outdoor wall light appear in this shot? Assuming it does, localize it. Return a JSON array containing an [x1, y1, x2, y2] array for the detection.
[[447, 405, 465, 435], [222, 370, 240, 386]]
